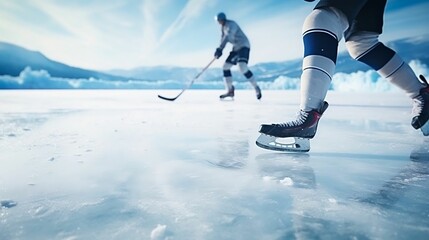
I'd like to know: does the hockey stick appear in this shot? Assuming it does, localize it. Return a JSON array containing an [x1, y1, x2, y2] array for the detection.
[[158, 57, 217, 101]]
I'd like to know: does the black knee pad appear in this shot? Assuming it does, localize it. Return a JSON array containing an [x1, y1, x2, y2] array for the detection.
[[244, 70, 253, 79], [356, 43, 395, 71], [223, 70, 232, 77]]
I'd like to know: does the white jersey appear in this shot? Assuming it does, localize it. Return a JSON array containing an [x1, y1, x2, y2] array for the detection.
[[218, 20, 250, 51]]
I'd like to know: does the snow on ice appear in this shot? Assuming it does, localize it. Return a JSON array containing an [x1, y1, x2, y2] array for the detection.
[[0, 89, 428, 239]]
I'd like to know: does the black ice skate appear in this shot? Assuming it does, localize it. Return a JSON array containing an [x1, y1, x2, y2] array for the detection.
[[256, 101, 329, 152], [220, 86, 235, 99], [256, 86, 262, 100], [411, 75, 429, 136]]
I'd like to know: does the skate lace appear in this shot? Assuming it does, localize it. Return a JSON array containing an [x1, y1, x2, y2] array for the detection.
[[277, 110, 309, 127], [412, 95, 425, 117]]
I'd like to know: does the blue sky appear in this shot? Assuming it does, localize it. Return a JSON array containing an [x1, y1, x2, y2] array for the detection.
[[1, 0, 428, 70]]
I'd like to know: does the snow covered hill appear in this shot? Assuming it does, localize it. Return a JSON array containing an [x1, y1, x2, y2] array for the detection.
[[108, 35, 429, 82], [0, 42, 127, 81]]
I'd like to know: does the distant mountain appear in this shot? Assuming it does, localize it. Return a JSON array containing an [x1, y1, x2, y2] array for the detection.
[[0, 42, 127, 80], [108, 65, 221, 82], [108, 35, 429, 83], [1, 36, 428, 84]]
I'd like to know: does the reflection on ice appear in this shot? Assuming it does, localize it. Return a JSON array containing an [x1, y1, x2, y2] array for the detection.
[[256, 153, 315, 189], [0, 200, 17, 208], [410, 139, 429, 161], [191, 137, 249, 169]]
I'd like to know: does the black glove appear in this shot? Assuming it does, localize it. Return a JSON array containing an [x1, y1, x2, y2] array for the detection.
[[214, 48, 223, 59]]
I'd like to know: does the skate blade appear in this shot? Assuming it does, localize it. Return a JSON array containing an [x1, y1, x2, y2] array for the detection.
[[220, 96, 234, 101], [255, 133, 310, 152], [421, 120, 429, 136]]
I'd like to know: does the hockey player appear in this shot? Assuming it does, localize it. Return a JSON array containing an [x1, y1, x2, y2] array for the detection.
[[214, 12, 262, 100], [256, 0, 429, 152]]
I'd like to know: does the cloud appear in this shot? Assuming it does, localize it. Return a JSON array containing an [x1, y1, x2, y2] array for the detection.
[[135, 0, 215, 68], [159, 0, 213, 45], [2, 1, 427, 70], [382, 2, 429, 41], [140, 0, 168, 52], [32, 1, 101, 44], [246, 5, 312, 63]]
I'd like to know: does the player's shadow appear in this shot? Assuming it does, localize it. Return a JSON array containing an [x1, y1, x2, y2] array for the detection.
[[254, 140, 429, 238], [296, 140, 429, 210], [310, 152, 406, 161], [357, 139, 429, 211]]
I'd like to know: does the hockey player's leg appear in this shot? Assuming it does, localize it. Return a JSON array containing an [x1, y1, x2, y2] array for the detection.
[[238, 62, 261, 100], [256, 8, 348, 152], [346, 33, 428, 135], [220, 62, 235, 99], [299, 7, 347, 111]]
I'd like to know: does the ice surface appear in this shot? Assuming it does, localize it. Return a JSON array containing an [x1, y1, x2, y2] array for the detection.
[[0, 90, 428, 239]]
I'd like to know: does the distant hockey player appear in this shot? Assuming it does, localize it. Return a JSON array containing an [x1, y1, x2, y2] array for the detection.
[[214, 12, 262, 100], [256, 0, 429, 152]]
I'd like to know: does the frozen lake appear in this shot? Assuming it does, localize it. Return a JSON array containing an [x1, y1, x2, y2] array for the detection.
[[1, 90, 428, 239]]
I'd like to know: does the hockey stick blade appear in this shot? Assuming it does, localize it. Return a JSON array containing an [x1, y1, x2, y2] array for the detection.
[[158, 89, 185, 101], [158, 94, 179, 101]]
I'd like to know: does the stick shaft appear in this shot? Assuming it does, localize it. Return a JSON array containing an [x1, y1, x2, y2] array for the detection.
[[158, 58, 216, 101]]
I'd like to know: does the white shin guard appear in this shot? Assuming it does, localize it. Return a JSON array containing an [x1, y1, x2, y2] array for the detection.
[[300, 7, 348, 111]]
